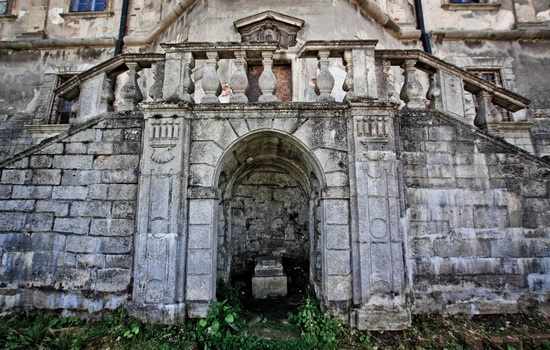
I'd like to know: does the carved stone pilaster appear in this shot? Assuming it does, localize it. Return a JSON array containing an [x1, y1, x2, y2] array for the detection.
[[149, 62, 165, 102], [258, 51, 277, 102], [399, 59, 426, 110], [315, 50, 335, 102], [119, 62, 143, 111], [474, 90, 503, 137], [426, 73, 443, 111], [201, 52, 221, 103], [163, 51, 195, 103], [230, 50, 249, 103], [130, 110, 189, 323]]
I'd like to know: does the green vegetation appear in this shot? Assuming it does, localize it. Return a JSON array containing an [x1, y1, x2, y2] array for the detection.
[[1, 295, 549, 350]]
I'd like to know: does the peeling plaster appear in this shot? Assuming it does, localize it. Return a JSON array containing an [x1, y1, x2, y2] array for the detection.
[[536, 10, 550, 21], [49, 8, 65, 25], [18, 10, 28, 18]]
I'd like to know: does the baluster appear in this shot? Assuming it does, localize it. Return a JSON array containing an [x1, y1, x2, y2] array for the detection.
[[230, 50, 249, 103], [201, 51, 221, 103], [149, 62, 165, 102], [315, 50, 335, 102], [474, 90, 503, 137], [383, 60, 397, 102], [399, 59, 426, 109], [342, 50, 355, 101], [259, 51, 277, 102], [99, 75, 115, 113], [426, 73, 442, 111], [119, 62, 143, 111], [182, 52, 195, 103]]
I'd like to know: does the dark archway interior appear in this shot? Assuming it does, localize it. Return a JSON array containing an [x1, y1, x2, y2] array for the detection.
[[216, 132, 322, 298]]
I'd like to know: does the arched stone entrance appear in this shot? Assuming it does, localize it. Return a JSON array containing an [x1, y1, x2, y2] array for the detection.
[[215, 131, 324, 296]]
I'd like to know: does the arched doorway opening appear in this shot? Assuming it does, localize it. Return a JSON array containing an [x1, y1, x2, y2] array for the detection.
[[215, 131, 324, 299]]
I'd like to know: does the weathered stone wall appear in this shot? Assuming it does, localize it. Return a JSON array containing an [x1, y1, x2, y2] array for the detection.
[[401, 110, 550, 315], [0, 113, 142, 312]]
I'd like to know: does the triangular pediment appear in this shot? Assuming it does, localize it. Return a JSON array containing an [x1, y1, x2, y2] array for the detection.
[[233, 11, 305, 49]]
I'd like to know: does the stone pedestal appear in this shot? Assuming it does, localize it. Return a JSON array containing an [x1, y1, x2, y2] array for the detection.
[[252, 256, 288, 299]]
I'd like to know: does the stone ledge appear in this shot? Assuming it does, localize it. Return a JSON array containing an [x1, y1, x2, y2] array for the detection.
[[127, 302, 186, 324], [59, 11, 114, 19], [441, 3, 501, 11]]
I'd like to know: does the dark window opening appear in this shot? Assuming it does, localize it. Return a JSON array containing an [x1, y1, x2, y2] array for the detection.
[[49, 76, 77, 124], [71, 0, 105, 12], [247, 64, 292, 103]]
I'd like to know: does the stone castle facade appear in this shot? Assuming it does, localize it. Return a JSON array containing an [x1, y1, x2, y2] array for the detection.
[[0, 0, 549, 330]]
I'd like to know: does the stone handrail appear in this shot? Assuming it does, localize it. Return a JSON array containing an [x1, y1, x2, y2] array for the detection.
[[375, 49, 531, 136]]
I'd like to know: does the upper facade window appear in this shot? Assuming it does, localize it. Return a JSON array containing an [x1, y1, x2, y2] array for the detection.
[[450, 0, 484, 3], [71, 0, 105, 12], [0, 0, 9, 15]]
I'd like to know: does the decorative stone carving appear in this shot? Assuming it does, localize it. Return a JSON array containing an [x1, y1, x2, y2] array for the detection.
[[258, 51, 277, 102], [234, 11, 304, 49], [356, 116, 390, 139], [315, 50, 335, 102], [149, 118, 180, 164], [119, 62, 143, 111]]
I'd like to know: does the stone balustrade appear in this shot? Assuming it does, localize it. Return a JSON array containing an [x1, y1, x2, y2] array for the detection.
[[375, 50, 530, 136], [54, 43, 530, 138]]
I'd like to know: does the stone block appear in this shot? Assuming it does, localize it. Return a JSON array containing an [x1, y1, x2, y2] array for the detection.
[[188, 225, 213, 249], [52, 186, 88, 200], [24, 212, 54, 232], [113, 141, 141, 155], [31, 232, 56, 251], [1, 169, 32, 184], [450, 257, 503, 275], [76, 254, 105, 268], [64, 143, 88, 154], [473, 205, 510, 228], [70, 201, 111, 217], [0, 213, 26, 231], [35, 200, 69, 216], [61, 170, 101, 186], [433, 239, 490, 258], [94, 268, 131, 292], [87, 142, 114, 155], [93, 155, 140, 170], [0, 185, 12, 198], [30, 155, 53, 168], [188, 200, 214, 225], [186, 275, 212, 301], [326, 224, 350, 250], [12, 185, 52, 199], [99, 237, 132, 254], [188, 250, 212, 275], [326, 250, 351, 275], [190, 141, 224, 167], [101, 129, 123, 142], [324, 275, 351, 301], [31, 169, 61, 185], [112, 201, 135, 218], [324, 200, 349, 225], [107, 184, 136, 200], [0, 233, 31, 251], [252, 276, 287, 299], [54, 218, 91, 235], [53, 155, 94, 170], [54, 267, 91, 289], [101, 170, 138, 183], [0, 199, 35, 212], [38, 143, 64, 155], [87, 184, 109, 200], [66, 129, 97, 143], [90, 219, 134, 237], [528, 273, 550, 292], [105, 255, 132, 268], [66, 236, 98, 253]]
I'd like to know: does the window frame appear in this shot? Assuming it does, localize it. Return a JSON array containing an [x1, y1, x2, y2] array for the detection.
[[48, 75, 78, 125], [441, 0, 500, 11], [70, 0, 106, 13], [0, 0, 16, 17]]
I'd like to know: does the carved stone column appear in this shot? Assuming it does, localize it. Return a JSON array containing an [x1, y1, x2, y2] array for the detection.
[[399, 59, 426, 109], [201, 52, 221, 103], [474, 90, 503, 137], [119, 62, 143, 111], [258, 51, 277, 102], [129, 108, 190, 322], [230, 50, 249, 103], [315, 50, 335, 102], [348, 106, 409, 330]]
